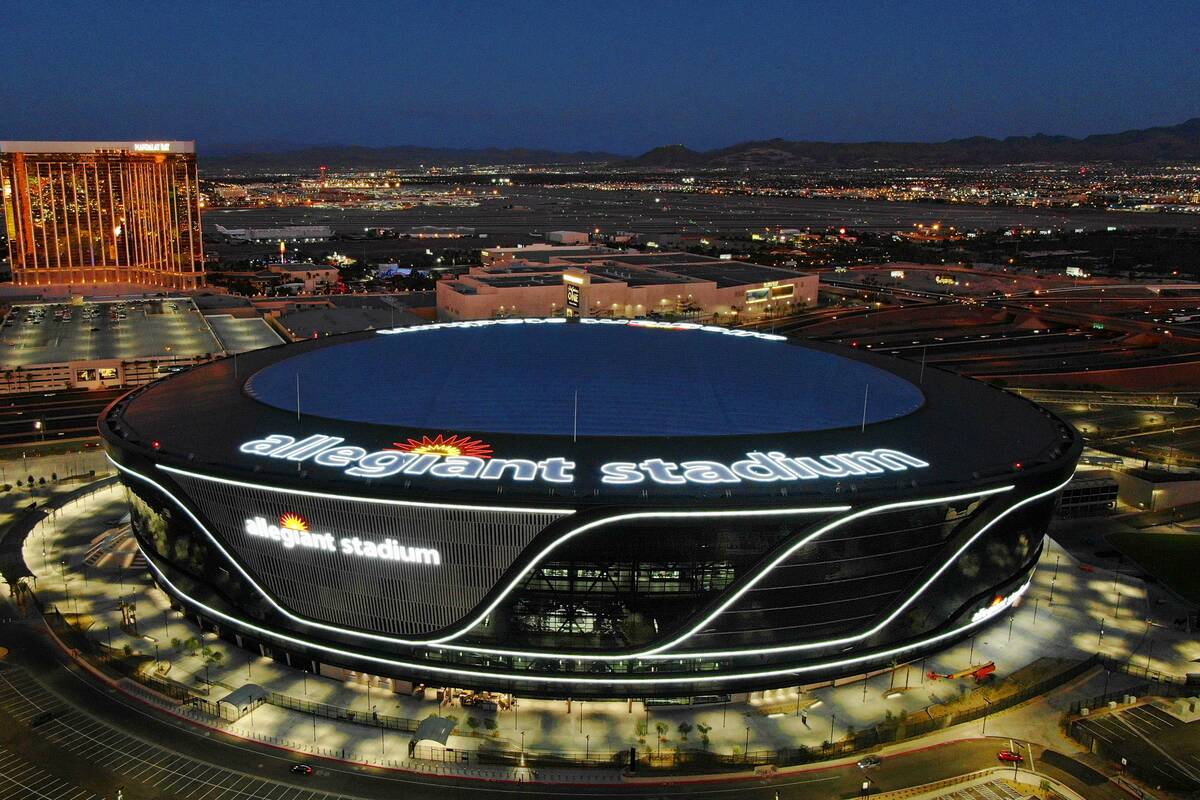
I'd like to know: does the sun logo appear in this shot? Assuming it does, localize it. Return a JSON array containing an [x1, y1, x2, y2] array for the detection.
[[279, 512, 309, 532], [392, 434, 493, 459]]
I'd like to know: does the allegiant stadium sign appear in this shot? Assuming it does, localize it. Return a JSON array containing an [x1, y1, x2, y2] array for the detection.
[[238, 433, 930, 486], [244, 513, 440, 565]]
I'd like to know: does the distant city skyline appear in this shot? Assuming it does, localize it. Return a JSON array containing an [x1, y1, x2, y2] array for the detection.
[[3, 0, 1199, 154]]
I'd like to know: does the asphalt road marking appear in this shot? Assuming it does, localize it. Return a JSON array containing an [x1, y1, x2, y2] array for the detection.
[[0, 667, 355, 800], [0, 745, 100, 799]]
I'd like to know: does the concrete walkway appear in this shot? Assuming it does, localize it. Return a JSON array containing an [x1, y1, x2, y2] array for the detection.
[[20, 483, 1200, 784]]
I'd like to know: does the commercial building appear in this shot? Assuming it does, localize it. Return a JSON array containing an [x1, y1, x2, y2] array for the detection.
[[1112, 469, 1200, 512], [0, 141, 204, 290], [545, 230, 590, 244], [102, 318, 1079, 698], [479, 243, 607, 266], [266, 264, 339, 293], [439, 251, 819, 321], [214, 224, 333, 243]]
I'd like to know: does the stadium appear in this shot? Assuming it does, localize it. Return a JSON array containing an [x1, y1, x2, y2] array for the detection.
[[100, 318, 1080, 699]]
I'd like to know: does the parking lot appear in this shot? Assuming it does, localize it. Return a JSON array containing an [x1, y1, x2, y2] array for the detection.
[[0, 745, 100, 800], [0, 298, 223, 369], [1073, 703, 1200, 791], [0, 666, 355, 800]]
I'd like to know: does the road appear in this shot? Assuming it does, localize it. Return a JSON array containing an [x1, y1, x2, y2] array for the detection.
[[0, 390, 121, 447]]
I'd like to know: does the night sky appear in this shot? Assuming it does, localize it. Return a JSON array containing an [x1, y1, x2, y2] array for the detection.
[[5, 0, 1198, 155]]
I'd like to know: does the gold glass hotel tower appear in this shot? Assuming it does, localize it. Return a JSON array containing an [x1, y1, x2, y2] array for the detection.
[[0, 141, 204, 289]]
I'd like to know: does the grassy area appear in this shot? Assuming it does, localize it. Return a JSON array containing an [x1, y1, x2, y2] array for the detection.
[[1107, 530, 1200, 605]]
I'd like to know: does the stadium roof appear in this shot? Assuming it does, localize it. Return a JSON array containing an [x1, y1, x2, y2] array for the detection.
[[103, 319, 1078, 504], [245, 322, 924, 437]]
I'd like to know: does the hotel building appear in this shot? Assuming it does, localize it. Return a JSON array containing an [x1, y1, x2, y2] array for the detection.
[[1, 141, 204, 290]]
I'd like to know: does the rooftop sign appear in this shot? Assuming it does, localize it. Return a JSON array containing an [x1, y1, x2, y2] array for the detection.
[[237, 433, 929, 487], [0, 140, 196, 154]]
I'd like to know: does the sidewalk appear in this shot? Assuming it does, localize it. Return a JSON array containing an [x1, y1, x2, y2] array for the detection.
[[21, 482, 1200, 785]]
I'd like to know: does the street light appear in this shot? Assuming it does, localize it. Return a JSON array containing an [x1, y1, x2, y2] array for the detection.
[[981, 697, 993, 735]]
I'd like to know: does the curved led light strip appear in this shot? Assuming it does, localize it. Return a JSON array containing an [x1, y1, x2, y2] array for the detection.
[[157, 463, 573, 516], [443, 483, 1016, 658], [637, 474, 1069, 659], [111, 457, 845, 650], [117, 459, 1059, 665], [141, 548, 1035, 686]]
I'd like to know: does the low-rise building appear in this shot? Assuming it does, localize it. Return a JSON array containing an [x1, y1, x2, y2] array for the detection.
[[480, 243, 610, 266], [546, 230, 590, 244], [267, 264, 339, 293], [214, 224, 333, 243], [438, 251, 817, 322], [1112, 469, 1200, 512]]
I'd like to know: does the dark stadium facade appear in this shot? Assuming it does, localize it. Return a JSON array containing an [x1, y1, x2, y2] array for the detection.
[[100, 318, 1080, 698]]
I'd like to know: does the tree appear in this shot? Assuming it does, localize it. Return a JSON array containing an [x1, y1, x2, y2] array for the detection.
[[655, 721, 669, 742], [677, 721, 692, 740], [697, 723, 712, 749], [466, 716, 480, 731]]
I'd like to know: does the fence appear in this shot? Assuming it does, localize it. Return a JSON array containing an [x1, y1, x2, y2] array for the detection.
[[268, 692, 422, 733], [1066, 655, 1196, 714], [42, 606, 194, 702]]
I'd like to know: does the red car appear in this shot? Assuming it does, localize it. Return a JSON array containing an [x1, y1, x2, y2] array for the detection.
[[997, 749, 1024, 764]]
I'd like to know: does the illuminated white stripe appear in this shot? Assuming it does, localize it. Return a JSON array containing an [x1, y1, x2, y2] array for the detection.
[[140, 549, 1035, 686], [119, 458, 1058, 665], [638, 475, 1069, 659], [437, 484, 1014, 658], [157, 463, 574, 515], [111, 457, 844, 650], [425, 503, 851, 646]]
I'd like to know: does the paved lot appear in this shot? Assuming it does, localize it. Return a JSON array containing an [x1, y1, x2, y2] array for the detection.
[[0, 666, 354, 800], [927, 778, 1025, 800], [1, 298, 222, 368], [0, 745, 100, 800], [1074, 703, 1200, 791]]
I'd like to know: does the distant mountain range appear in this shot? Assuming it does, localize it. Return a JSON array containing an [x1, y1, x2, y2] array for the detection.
[[628, 118, 1200, 168], [202, 118, 1200, 171], [204, 144, 621, 171]]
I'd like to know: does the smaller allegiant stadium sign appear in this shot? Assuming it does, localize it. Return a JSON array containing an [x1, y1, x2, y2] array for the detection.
[[238, 433, 930, 486], [244, 513, 441, 565]]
